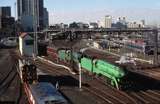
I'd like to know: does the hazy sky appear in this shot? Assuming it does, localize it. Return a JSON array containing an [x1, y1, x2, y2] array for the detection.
[[0, 0, 160, 25]]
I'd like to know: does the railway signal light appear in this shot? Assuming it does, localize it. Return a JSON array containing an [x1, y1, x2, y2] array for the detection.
[[22, 64, 37, 84]]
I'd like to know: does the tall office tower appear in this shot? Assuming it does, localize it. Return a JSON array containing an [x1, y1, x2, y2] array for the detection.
[[17, 0, 32, 19], [43, 8, 49, 28], [104, 15, 112, 28], [38, 0, 44, 29], [0, 6, 14, 30], [17, 0, 44, 31], [0, 7, 11, 17]]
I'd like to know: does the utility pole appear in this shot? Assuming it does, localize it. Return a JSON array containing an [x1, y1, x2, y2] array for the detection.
[[70, 30, 74, 70], [78, 63, 82, 90], [14, 2, 17, 37], [153, 29, 158, 66]]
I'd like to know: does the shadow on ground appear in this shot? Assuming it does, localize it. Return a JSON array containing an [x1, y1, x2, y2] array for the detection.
[[38, 75, 79, 87]]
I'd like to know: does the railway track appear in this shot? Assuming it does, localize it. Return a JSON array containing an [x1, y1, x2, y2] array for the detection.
[[94, 70, 160, 104], [0, 49, 25, 103], [94, 76, 137, 103], [35, 59, 138, 104], [35, 60, 69, 76], [0, 70, 17, 96], [128, 92, 150, 104], [128, 91, 160, 104], [83, 86, 124, 104], [39, 55, 160, 104], [0, 50, 18, 96], [0, 56, 15, 83], [0, 64, 15, 86]]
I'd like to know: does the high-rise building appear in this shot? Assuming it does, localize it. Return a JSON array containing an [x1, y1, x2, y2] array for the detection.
[[39, 0, 44, 28], [0, 17, 15, 29], [0, 6, 14, 30], [0, 7, 11, 17], [17, 0, 41, 17], [104, 15, 112, 28], [43, 8, 49, 28], [17, 0, 44, 31], [17, 0, 32, 18]]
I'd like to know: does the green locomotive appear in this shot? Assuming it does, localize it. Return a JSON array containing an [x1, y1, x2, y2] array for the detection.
[[58, 49, 126, 89]]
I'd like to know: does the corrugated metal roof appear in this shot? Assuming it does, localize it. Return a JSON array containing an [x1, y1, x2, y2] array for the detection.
[[29, 82, 67, 103]]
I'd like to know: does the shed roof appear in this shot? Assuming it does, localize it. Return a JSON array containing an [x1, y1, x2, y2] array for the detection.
[[29, 82, 67, 103]]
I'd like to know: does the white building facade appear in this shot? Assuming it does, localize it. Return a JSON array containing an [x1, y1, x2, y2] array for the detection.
[[127, 21, 145, 28], [104, 15, 112, 28], [98, 15, 112, 28], [19, 33, 34, 57]]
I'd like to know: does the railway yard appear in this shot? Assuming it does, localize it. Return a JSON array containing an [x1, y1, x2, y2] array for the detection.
[[36, 56, 160, 104], [0, 45, 160, 104], [2, 0, 160, 103], [1, 29, 160, 104]]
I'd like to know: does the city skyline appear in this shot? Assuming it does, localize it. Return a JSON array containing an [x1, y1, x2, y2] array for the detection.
[[0, 0, 160, 25]]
